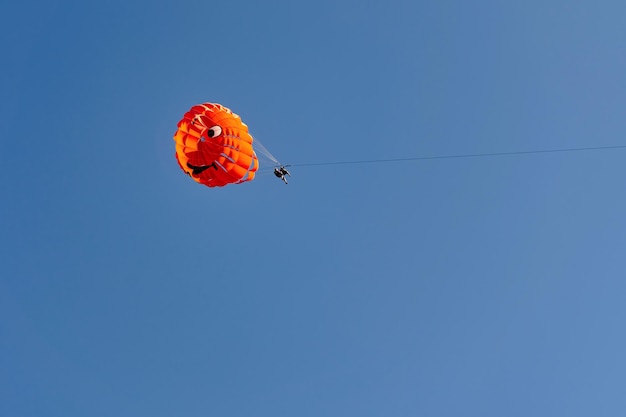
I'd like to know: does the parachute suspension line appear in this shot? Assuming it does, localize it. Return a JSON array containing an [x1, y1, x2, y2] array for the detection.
[[250, 137, 291, 184], [252, 137, 281, 167], [287, 144, 626, 168]]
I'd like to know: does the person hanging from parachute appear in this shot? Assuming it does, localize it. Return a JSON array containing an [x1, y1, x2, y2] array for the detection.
[[173, 102, 289, 187], [273, 166, 291, 184]]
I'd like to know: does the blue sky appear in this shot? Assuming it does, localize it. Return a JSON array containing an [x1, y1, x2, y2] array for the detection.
[[2, 1, 626, 416]]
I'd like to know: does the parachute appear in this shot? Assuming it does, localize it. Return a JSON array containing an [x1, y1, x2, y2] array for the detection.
[[173, 103, 259, 187]]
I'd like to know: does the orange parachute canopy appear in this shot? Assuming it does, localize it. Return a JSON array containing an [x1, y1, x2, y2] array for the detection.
[[174, 103, 259, 187]]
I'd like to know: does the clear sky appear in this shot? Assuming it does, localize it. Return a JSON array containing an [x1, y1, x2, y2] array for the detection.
[[2, 1, 626, 416]]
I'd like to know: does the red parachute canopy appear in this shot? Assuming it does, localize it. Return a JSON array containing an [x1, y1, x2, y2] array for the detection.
[[173, 103, 258, 187]]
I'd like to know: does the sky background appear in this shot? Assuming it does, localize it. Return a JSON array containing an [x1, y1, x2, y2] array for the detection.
[[2, 1, 626, 416]]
